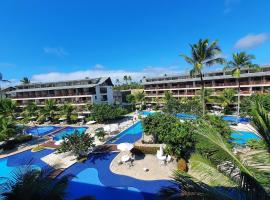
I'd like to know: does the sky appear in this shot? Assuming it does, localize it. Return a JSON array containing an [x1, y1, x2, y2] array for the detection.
[[0, 0, 270, 86]]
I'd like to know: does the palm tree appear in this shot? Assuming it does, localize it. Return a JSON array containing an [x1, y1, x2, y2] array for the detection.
[[115, 79, 120, 85], [22, 102, 38, 119], [60, 103, 75, 124], [123, 75, 128, 85], [181, 39, 225, 116], [128, 76, 132, 84], [0, 116, 17, 142], [163, 91, 174, 104], [20, 77, 30, 84], [41, 99, 57, 122], [0, 98, 17, 119], [224, 52, 258, 116], [134, 91, 145, 110], [158, 171, 233, 200], [0, 167, 94, 200], [0, 73, 10, 99], [159, 120, 270, 199], [251, 101, 270, 152], [219, 88, 236, 114]]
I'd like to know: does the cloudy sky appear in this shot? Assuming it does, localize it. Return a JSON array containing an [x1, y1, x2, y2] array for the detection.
[[0, 0, 270, 86]]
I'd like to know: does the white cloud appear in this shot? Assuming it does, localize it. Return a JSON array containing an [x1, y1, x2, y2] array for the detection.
[[43, 46, 69, 57], [234, 33, 268, 49], [31, 64, 183, 83]]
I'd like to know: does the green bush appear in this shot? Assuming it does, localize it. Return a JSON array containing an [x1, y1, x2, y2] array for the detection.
[[91, 104, 127, 123], [0, 134, 33, 151]]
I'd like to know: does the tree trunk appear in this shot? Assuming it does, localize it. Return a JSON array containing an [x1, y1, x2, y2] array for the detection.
[[237, 78, 241, 117], [200, 73, 205, 116]]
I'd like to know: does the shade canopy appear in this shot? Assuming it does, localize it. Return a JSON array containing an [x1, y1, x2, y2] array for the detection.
[[117, 143, 134, 152], [78, 115, 85, 119]]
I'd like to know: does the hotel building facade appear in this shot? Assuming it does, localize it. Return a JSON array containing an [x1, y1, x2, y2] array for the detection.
[[5, 77, 114, 106], [143, 66, 270, 102]]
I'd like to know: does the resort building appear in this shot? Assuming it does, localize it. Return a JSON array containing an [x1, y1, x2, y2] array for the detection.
[[5, 77, 114, 106], [143, 66, 270, 102]]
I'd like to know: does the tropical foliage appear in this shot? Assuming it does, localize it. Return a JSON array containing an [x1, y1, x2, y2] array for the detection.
[[181, 39, 225, 116], [0, 167, 94, 200], [60, 103, 76, 123], [20, 77, 30, 84], [251, 101, 270, 152], [0, 116, 18, 142], [224, 52, 258, 116], [241, 93, 270, 116], [218, 88, 236, 114], [58, 130, 95, 159], [91, 104, 127, 123]]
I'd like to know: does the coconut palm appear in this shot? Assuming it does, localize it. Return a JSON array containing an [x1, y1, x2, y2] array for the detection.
[[128, 75, 132, 84], [163, 91, 174, 104], [123, 75, 128, 85], [20, 77, 30, 84], [219, 88, 236, 114], [158, 171, 233, 200], [0, 167, 94, 200], [0, 73, 10, 99], [224, 52, 258, 116], [181, 39, 225, 116], [0, 98, 17, 119], [41, 99, 57, 122], [60, 103, 75, 123], [251, 101, 270, 152], [22, 102, 38, 119], [159, 120, 270, 199], [115, 79, 120, 85], [134, 91, 145, 110], [0, 116, 17, 142]]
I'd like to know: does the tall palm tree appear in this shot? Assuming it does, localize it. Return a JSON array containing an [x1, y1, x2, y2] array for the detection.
[[123, 75, 128, 85], [134, 91, 145, 110], [128, 75, 132, 84], [219, 88, 236, 114], [60, 103, 75, 123], [20, 77, 30, 84], [41, 99, 57, 122], [0, 167, 94, 200], [0, 98, 18, 119], [115, 79, 120, 85], [224, 52, 258, 116], [23, 102, 38, 119], [0, 73, 10, 99], [251, 101, 270, 152], [181, 39, 225, 116]]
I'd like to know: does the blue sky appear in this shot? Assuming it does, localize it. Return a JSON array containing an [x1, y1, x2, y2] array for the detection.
[[0, 0, 270, 85]]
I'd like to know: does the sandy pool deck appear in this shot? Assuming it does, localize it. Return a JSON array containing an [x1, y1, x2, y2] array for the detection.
[[41, 151, 77, 169], [110, 151, 177, 180]]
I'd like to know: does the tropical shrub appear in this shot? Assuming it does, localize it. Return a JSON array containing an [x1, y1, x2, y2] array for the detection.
[[58, 131, 95, 159], [0, 116, 18, 142], [91, 104, 127, 123], [241, 93, 270, 116], [133, 145, 159, 155], [95, 128, 106, 141]]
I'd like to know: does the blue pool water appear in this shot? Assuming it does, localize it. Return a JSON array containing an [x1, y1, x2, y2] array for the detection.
[[222, 116, 250, 123], [106, 122, 143, 144], [53, 127, 88, 141], [231, 131, 261, 145], [0, 149, 54, 185], [175, 113, 197, 120], [139, 111, 157, 116], [25, 126, 60, 137]]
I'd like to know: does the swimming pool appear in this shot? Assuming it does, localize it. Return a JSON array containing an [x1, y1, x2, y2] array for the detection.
[[139, 111, 157, 116], [106, 122, 143, 144], [25, 126, 60, 137], [53, 127, 88, 141], [222, 116, 250, 123], [231, 131, 261, 145], [175, 113, 197, 120], [0, 149, 54, 185]]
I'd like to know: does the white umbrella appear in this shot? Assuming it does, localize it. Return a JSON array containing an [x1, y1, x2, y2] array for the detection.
[[104, 125, 111, 132], [59, 117, 67, 121], [117, 143, 134, 152], [78, 115, 85, 119], [16, 116, 24, 120], [86, 120, 96, 125]]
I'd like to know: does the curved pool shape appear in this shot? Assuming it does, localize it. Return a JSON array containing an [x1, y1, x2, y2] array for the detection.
[[222, 116, 250, 123], [231, 131, 261, 145], [106, 122, 143, 144], [25, 126, 60, 137], [0, 149, 54, 185], [53, 127, 88, 141], [139, 111, 158, 116]]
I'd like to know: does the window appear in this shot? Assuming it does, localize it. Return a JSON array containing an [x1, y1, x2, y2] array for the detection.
[[100, 87, 107, 94]]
